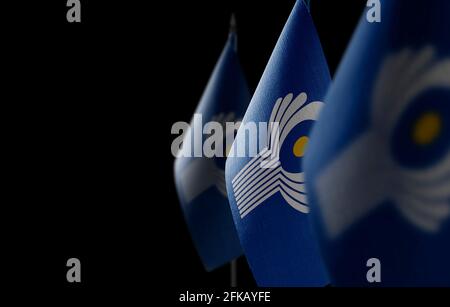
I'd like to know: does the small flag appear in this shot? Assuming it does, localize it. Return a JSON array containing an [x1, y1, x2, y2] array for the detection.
[[174, 18, 251, 271], [305, 0, 450, 286], [225, 0, 331, 286]]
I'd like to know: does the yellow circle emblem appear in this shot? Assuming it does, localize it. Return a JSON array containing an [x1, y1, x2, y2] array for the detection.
[[293, 136, 309, 158], [412, 112, 442, 145]]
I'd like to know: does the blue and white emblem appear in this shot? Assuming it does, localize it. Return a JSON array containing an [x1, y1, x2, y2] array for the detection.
[[316, 47, 450, 238], [231, 92, 324, 218]]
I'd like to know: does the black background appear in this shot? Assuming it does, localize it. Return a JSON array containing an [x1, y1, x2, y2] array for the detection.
[[9, 0, 437, 302]]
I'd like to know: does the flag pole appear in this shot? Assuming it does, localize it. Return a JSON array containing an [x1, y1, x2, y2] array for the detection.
[[230, 13, 237, 51], [229, 14, 238, 288], [231, 259, 237, 287]]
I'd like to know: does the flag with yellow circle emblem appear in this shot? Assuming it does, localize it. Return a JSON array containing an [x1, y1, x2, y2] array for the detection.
[[225, 0, 331, 286], [305, 0, 450, 286]]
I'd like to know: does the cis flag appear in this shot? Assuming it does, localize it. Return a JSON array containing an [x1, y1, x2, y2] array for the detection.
[[305, 0, 450, 286], [174, 21, 251, 271], [225, 0, 331, 286]]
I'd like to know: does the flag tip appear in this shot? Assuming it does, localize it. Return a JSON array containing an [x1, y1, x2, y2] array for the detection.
[[229, 13, 237, 33]]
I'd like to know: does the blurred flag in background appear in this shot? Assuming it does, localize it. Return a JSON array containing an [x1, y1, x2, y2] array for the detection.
[[225, 0, 331, 286], [174, 17, 251, 271], [305, 0, 450, 286]]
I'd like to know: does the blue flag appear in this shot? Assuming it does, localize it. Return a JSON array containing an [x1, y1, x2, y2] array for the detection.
[[174, 27, 250, 271], [305, 0, 450, 286], [225, 0, 331, 286]]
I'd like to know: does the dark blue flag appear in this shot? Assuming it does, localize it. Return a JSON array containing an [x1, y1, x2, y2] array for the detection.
[[305, 0, 450, 286], [225, 0, 331, 286], [174, 23, 250, 271]]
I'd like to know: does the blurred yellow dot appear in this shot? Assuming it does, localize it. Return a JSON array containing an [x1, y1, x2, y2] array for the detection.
[[412, 112, 442, 145], [293, 136, 309, 157]]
